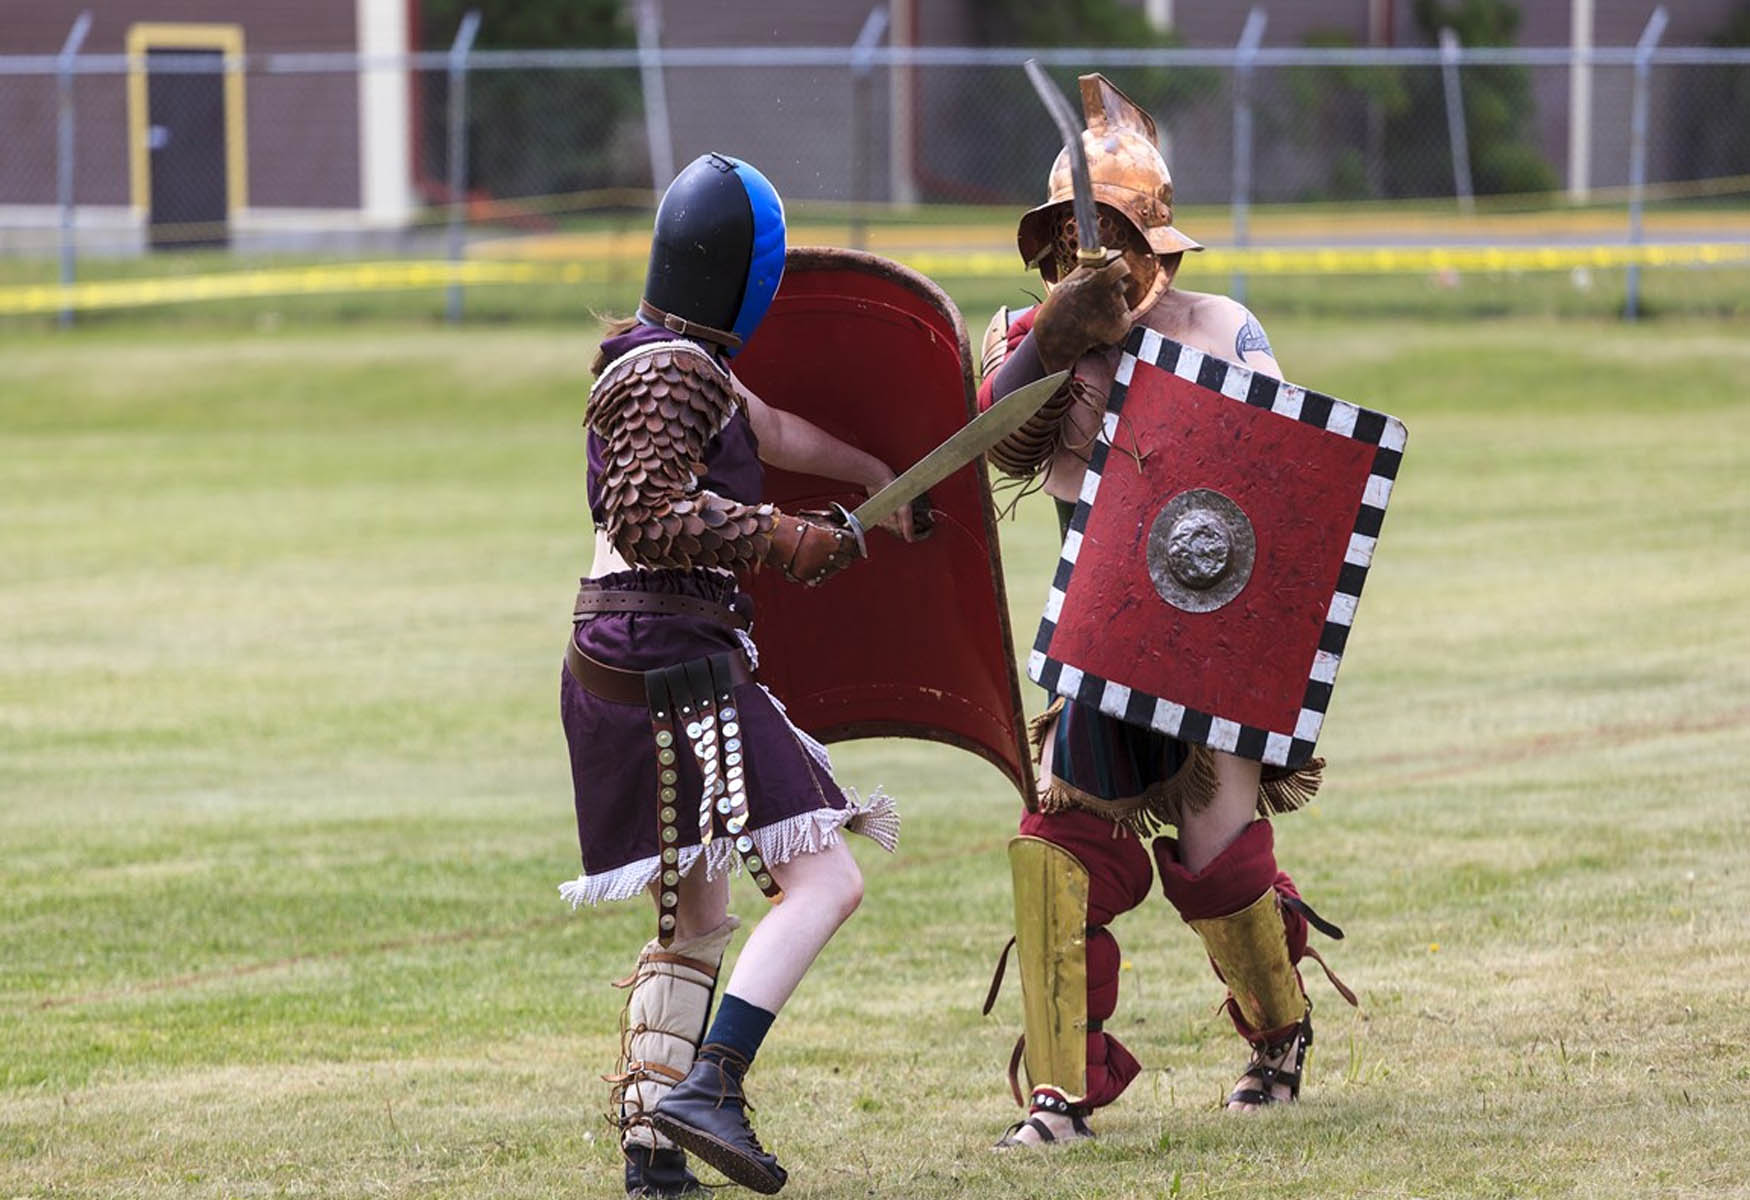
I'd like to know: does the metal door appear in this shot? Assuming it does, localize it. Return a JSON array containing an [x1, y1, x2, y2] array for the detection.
[[146, 49, 228, 249]]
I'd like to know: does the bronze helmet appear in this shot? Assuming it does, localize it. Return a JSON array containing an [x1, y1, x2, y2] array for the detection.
[[1016, 75, 1201, 313]]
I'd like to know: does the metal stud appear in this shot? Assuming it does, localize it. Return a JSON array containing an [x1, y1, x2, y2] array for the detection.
[[736, 835, 753, 852], [726, 815, 745, 834], [662, 848, 678, 864], [660, 806, 676, 823], [716, 797, 732, 814], [661, 891, 677, 908], [660, 914, 675, 930], [660, 769, 677, 786], [660, 787, 677, 802], [746, 856, 762, 872], [655, 730, 673, 748], [662, 869, 679, 886], [658, 748, 676, 765], [721, 708, 737, 722], [755, 873, 772, 890], [661, 827, 677, 844], [685, 722, 701, 739]]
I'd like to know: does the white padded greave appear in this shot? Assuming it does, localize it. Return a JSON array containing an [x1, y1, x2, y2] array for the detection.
[[614, 916, 740, 1150]]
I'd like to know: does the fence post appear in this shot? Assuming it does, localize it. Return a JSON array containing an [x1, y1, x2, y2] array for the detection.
[[1438, 28, 1474, 214], [1624, 5, 1668, 321], [445, 9, 481, 325], [56, 11, 92, 329], [635, 0, 676, 191], [1230, 7, 1267, 305], [849, 5, 890, 251]]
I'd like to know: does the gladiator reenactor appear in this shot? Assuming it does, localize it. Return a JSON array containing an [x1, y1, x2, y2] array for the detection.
[[978, 75, 1373, 1147], [558, 153, 911, 1196]]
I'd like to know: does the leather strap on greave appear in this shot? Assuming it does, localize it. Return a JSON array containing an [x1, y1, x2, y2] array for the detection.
[[607, 916, 740, 1152]]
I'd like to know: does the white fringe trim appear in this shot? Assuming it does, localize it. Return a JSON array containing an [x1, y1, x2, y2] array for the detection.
[[558, 787, 900, 909]]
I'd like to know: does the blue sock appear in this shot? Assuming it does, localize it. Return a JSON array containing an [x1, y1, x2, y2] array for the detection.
[[702, 993, 776, 1064]]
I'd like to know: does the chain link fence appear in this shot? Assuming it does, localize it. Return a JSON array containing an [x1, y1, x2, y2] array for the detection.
[[2, 41, 1748, 320]]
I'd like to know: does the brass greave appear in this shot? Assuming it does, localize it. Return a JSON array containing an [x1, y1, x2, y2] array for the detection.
[[1008, 836, 1091, 1104], [1188, 889, 1307, 1039]]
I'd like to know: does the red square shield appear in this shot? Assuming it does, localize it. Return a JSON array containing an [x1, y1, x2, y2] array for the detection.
[[1029, 328, 1407, 767]]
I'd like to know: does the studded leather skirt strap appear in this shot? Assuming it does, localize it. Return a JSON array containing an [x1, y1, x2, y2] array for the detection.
[[621, 650, 776, 947]]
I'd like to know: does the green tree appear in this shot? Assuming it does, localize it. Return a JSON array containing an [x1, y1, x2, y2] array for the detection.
[[937, 0, 1214, 204], [1676, 3, 1750, 181], [1283, 30, 1413, 200], [419, 0, 639, 205], [1384, 0, 1557, 197]]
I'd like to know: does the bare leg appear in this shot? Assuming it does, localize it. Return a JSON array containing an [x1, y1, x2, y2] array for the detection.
[[720, 839, 863, 1013], [1175, 751, 1262, 874]]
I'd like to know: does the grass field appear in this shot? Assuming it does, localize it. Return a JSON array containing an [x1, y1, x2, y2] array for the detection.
[[3, 306, 1749, 1198]]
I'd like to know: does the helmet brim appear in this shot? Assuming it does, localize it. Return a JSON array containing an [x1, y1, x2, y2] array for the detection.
[[1016, 198, 1202, 269]]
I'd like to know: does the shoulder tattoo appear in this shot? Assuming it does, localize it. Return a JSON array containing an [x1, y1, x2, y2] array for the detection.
[[1234, 311, 1273, 362]]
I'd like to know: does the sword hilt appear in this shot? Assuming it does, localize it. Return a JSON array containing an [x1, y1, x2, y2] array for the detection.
[[829, 502, 869, 559]]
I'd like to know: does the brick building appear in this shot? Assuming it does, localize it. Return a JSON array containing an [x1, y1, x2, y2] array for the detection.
[[0, 0, 413, 248]]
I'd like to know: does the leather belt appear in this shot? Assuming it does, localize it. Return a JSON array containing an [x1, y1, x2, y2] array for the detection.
[[573, 584, 750, 633], [565, 638, 752, 706]]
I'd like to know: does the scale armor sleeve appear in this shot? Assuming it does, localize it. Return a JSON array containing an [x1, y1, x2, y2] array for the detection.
[[988, 374, 1088, 480], [979, 306, 1088, 481], [588, 346, 777, 570]]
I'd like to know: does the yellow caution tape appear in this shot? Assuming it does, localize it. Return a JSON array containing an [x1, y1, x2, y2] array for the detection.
[[2, 243, 1747, 317]]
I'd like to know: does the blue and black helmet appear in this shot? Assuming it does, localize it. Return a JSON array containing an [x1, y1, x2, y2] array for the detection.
[[639, 153, 785, 358]]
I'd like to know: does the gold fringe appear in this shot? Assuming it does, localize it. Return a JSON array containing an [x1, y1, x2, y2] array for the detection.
[[1027, 698, 1065, 754], [1259, 757, 1324, 816]]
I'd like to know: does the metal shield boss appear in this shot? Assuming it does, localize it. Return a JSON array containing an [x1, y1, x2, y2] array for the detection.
[[1029, 328, 1408, 768], [1008, 836, 1090, 1102], [731, 248, 1035, 801]]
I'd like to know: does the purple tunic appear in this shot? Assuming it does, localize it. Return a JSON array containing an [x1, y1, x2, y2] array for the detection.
[[559, 324, 896, 906]]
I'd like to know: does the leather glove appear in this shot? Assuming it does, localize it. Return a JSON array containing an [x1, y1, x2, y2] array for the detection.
[[764, 508, 865, 586], [1032, 251, 1133, 371]]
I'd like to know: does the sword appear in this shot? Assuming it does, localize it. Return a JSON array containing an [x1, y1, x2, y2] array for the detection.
[[840, 369, 1070, 541], [1024, 59, 1105, 268]]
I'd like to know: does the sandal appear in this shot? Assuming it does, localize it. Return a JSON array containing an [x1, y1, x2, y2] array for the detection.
[[993, 1088, 1096, 1148], [1227, 1015, 1313, 1108]]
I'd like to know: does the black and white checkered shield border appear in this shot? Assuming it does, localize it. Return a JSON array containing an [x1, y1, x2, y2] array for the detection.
[[1027, 326, 1408, 768]]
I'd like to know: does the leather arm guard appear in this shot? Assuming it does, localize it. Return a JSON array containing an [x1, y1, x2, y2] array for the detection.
[[766, 509, 863, 586], [978, 306, 1097, 481], [610, 916, 741, 1151], [1030, 252, 1133, 372], [588, 344, 778, 571]]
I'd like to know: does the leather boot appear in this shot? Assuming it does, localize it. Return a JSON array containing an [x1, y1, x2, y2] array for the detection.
[[623, 1145, 702, 1197], [649, 1044, 787, 1194]]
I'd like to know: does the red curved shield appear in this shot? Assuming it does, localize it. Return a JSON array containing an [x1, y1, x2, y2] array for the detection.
[[732, 247, 1033, 801]]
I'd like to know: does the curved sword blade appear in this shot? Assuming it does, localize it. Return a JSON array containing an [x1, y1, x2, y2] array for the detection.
[[1024, 59, 1103, 261], [850, 370, 1070, 532]]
